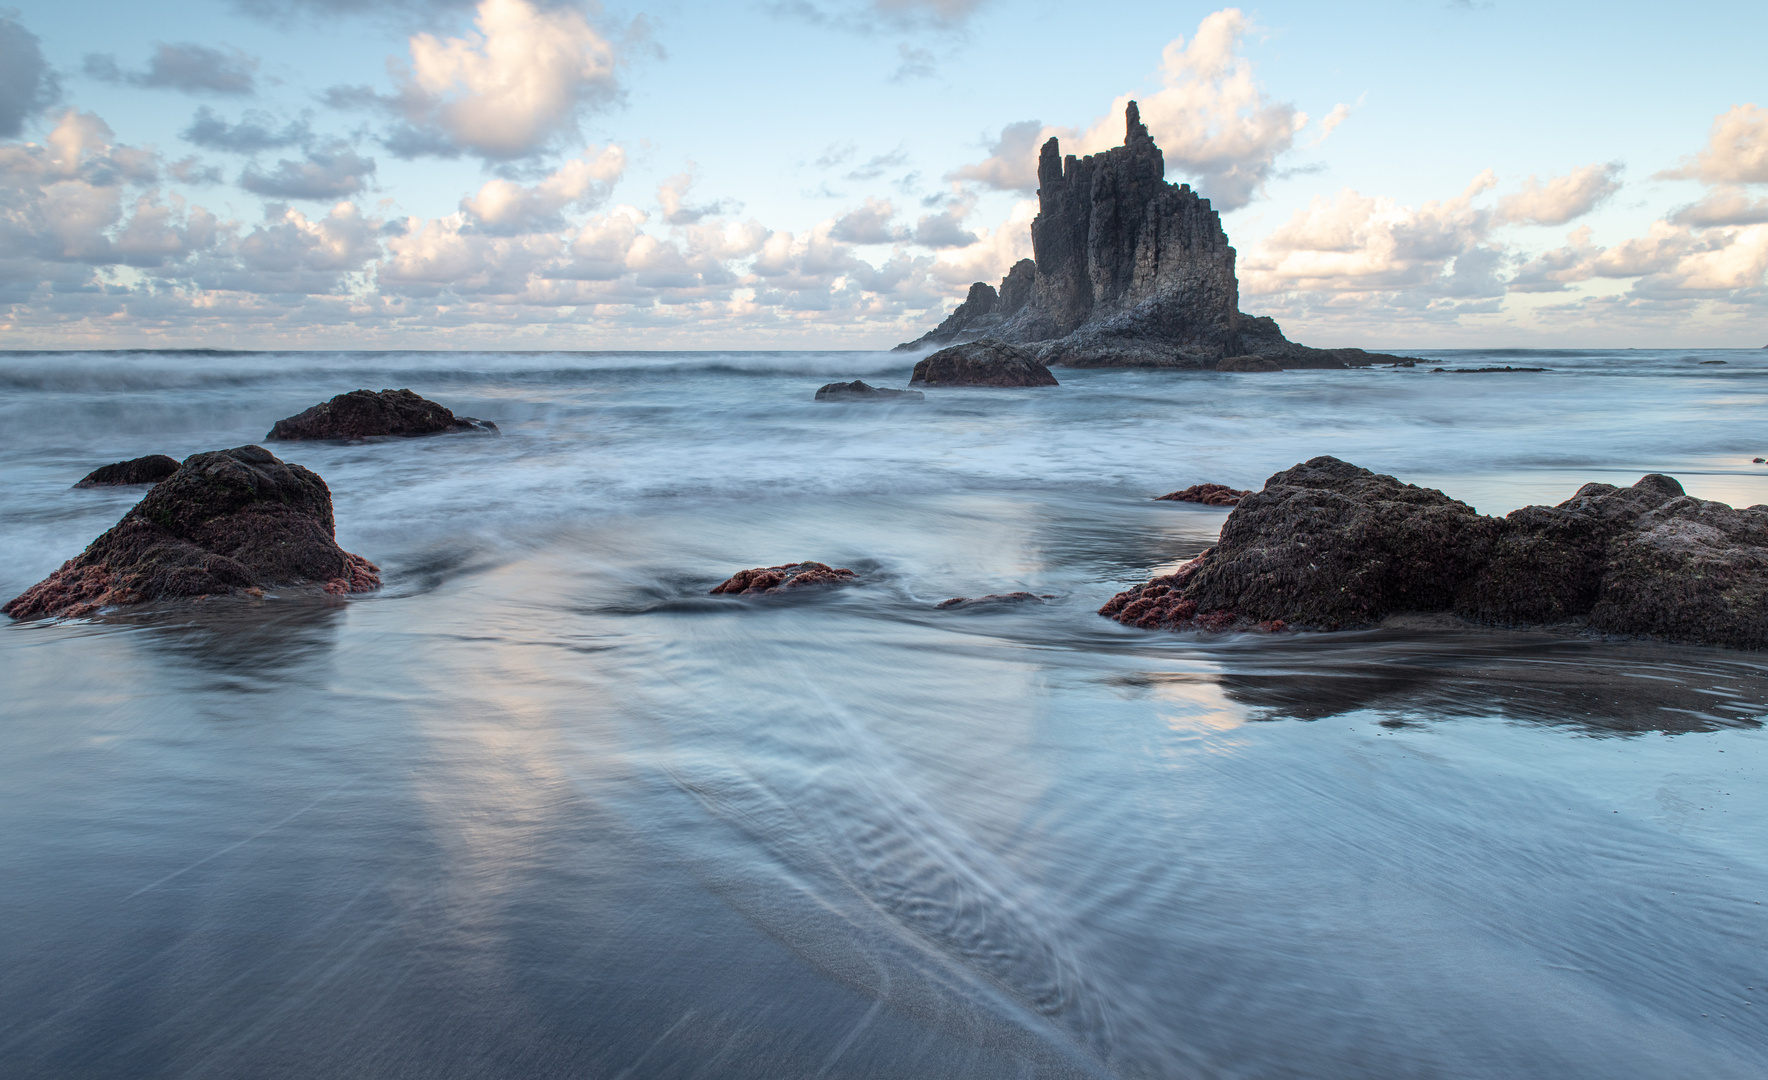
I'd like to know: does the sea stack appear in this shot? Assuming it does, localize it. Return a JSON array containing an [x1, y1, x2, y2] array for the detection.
[[896, 103, 1416, 370]]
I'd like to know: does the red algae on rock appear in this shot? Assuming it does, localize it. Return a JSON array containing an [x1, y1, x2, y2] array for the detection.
[[4, 445, 380, 620], [710, 561, 857, 595], [1155, 483, 1250, 506]]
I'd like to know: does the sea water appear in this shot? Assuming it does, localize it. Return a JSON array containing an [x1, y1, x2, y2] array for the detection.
[[1, 348, 1766, 1078]]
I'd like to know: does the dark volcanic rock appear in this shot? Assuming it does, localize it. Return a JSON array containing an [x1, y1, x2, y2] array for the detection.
[[267, 389, 496, 441], [711, 561, 857, 595], [909, 340, 1058, 387], [1156, 483, 1250, 506], [896, 102, 1423, 369], [935, 592, 1047, 610], [1102, 456, 1768, 649], [894, 259, 1036, 352], [814, 380, 925, 402], [1214, 355, 1282, 373], [74, 454, 181, 488], [1431, 366, 1548, 374], [5, 445, 380, 620]]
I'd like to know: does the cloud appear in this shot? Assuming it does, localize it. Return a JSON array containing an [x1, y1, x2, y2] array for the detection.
[[0, 14, 59, 137], [1656, 104, 1768, 185], [912, 197, 978, 248], [1314, 102, 1351, 145], [1669, 187, 1768, 227], [1494, 162, 1622, 226], [657, 169, 734, 225], [84, 43, 259, 96], [772, 0, 989, 32], [462, 144, 624, 233], [951, 120, 1044, 191], [830, 197, 908, 244], [846, 146, 909, 181], [948, 9, 1305, 209], [890, 44, 937, 81], [1507, 226, 1603, 293], [182, 107, 311, 152], [385, 0, 620, 160], [1241, 170, 1497, 295], [240, 143, 376, 199]]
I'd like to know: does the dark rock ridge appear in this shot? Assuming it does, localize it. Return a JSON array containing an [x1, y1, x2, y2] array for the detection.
[[1101, 455, 1768, 650], [1431, 366, 1548, 374], [268, 389, 496, 441], [74, 454, 181, 488], [894, 260, 1036, 352], [909, 340, 1059, 387], [896, 103, 1418, 370], [1156, 483, 1249, 506], [5, 445, 380, 620], [710, 561, 857, 595], [814, 380, 925, 401]]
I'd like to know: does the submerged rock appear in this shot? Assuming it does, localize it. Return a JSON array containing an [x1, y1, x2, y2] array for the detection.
[[73, 454, 181, 488], [935, 592, 1048, 609], [5, 445, 379, 620], [267, 389, 496, 441], [1214, 355, 1282, 373], [909, 340, 1059, 387], [711, 561, 857, 595], [1430, 366, 1548, 374], [1155, 483, 1250, 506], [1101, 455, 1768, 649], [814, 380, 925, 401]]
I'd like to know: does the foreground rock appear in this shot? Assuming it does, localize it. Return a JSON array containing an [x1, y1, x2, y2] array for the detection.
[[710, 561, 856, 595], [895, 103, 1420, 370], [267, 389, 496, 441], [74, 454, 181, 488], [1102, 455, 1768, 649], [5, 445, 379, 620], [909, 340, 1059, 387], [1156, 483, 1249, 506], [814, 380, 925, 402]]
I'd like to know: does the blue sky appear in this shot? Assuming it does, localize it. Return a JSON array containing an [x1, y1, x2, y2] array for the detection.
[[1, 0, 1764, 348]]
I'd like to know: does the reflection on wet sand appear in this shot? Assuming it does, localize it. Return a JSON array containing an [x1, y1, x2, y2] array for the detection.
[[1174, 620, 1768, 732]]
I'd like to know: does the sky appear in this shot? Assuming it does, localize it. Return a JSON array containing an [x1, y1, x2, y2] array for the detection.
[[0, 0, 1764, 350]]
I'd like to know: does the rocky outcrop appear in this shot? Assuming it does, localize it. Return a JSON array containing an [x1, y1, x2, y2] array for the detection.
[[909, 340, 1059, 387], [711, 561, 857, 595], [1214, 355, 1282, 373], [1101, 455, 1768, 649], [894, 260, 1036, 352], [1156, 483, 1249, 506], [5, 445, 380, 620], [897, 103, 1420, 369], [267, 389, 496, 441], [814, 380, 925, 401], [74, 454, 181, 487]]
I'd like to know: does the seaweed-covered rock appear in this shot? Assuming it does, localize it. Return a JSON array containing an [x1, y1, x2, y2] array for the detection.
[[710, 561, 856, 595], [814, 380, 925, 402], [73, 454, 181, 488], [267, 389, 496, 440], [1102, 456, 1768, 649], [909, 340, 1058, 387], [1156, 483, 1250, 506], [5, 445, 379, 620]]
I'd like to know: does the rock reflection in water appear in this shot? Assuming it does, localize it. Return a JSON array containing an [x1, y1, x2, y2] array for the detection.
[[1189, 621, 1768, 732]]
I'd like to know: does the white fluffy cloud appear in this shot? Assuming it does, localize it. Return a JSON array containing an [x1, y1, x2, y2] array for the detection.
[[461, 144, 624, 233], [1657, 104, 1768, 185], [1494, 162, 1622, 226], [390, 0, 619, 160]]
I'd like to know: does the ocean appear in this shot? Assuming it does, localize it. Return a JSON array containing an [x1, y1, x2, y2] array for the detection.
[[2, 347, 1766, 1078]]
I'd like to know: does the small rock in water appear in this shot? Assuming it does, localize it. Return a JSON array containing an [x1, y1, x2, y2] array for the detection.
[[1432, 366, 1548, 374], [813, 380, 925, 402], [1754, 458, 1765, 464], [710, 561, 857, 595], [73, 454, 181, 488], [935, 592, 1048, 610], [1155, 483, 1250, 506], [1700, 359, 1728, 364], [910, 340, 1059, 387], [6, 445, 379, 620], [267, 389, 496, 441]]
